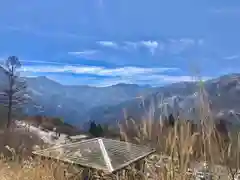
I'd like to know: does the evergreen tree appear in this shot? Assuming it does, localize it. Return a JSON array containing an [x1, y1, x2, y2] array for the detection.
[[168, 114, 175, 127], [88, 121, 104, 137], [0, 56, 29, 129]]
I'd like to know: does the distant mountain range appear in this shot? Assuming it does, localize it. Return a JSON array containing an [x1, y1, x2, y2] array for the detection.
[[24, 76, 156, 125], [0, 66, 239, 128], [87, 74, 240, 127], [0, 66, 156, 125]]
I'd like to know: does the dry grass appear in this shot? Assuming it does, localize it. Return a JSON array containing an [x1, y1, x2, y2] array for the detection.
[[117, 82, 240, 180], [0, 123, 239, 180], [0, 158, 55, 180], [0, 83, 240, 179]]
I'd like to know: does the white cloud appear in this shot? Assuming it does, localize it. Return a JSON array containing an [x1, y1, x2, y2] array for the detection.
[[21, 64, 212, 86], [21, 65, 178, 77], [0, 58, 79, 66], [21, 65, 102, 74], [68, 50, 98, 56], [223, 55, 240, 60], [140, 41, 159, 55], [93, 38, 200, 57], [21, 60, 68, 65], [123, 38, 198, 55], [156, 75, 195, 82], [68, 50, 99, 58], [96, 67, 177, 76], [97, 41, 118, 48], [122, 74, 205, 84], [45, 73, 211, 87], [123, 41, 159, 55]]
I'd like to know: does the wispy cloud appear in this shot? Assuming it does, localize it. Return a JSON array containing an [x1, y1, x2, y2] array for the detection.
[[97, 41, 118, 49], [179, 38, 195, 46], [97, 40, 161, 55], [0, 58, 72, 66], [92, 38, 200, 58], [223, 55, 240, 60], [68, 50, 99, 58], [124, 41, 138, 49], [68, 50, 98, 56], [81, 75, 196, 87], [45, 73, 211, 87], [123, 38, 198, 55], [140, 41, 159, 55], [19, 63, 212, 86], [210, 7, 240, 14], [21, 65, 178, 77], [124, 41, 159, 55], [168, 38, 196, 54]]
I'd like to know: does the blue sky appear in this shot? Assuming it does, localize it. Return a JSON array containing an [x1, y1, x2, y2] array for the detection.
[[0, 0, 240, 86]]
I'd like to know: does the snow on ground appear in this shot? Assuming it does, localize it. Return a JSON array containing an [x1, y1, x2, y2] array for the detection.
[[14, 120, 88, 146], [15, 120, 66, 145]]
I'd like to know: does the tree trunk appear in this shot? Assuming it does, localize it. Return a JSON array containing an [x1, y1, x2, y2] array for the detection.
[[6, 72, 13, 130], [6, 95, 12, 129]]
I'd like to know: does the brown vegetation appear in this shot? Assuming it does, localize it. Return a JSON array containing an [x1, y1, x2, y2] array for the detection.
[[0, 113, 240, 179], [0, 84, 240, 179]]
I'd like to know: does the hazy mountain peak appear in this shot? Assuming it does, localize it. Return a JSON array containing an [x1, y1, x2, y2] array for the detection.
[[27, 76, 62, 86], [112, 83, 139, 87], [31, 76, 54, 82]]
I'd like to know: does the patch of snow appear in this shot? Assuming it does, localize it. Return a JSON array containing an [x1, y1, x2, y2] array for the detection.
[[69, 134, 88, 141], [14, 120, 68, 145], [14, 120, 89, 155]]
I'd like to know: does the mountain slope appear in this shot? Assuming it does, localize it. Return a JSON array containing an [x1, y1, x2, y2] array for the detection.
[[85, 82, 198, 124], [0, 66, 155, 124], [1, 65, 239, 127], [25, 77, 156, 124], [87, 74, 240, 125]]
